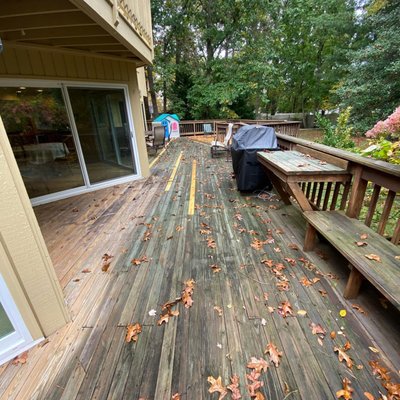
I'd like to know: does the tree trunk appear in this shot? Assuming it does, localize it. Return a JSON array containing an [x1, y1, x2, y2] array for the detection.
[[146, 65, 158, 117]]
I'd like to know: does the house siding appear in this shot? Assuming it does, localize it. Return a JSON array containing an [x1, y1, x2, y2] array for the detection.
[[0, 118, 70, 339]]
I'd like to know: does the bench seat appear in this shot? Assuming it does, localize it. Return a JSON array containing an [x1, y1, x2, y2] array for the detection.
[[303, 210, 400, 310]]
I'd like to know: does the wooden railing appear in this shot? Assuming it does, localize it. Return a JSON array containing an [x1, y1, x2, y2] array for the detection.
[[147, 119, 301, 137], [276, 134, 400, 243], [111, 0, 153, 48]]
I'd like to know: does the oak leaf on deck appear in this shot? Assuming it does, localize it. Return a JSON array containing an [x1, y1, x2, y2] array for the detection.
[[278, 301, 293, 317], [336, 377, 353, 399], [125, 323, 142, 343], [246, 357, 269, 373], [207, 376, 228, 400], [334, 346, 354, 369], [227, 375, 242, 400], [264, 343, 283, 367]]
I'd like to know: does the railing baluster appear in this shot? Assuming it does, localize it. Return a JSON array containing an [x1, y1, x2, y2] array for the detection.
[[330, 182, 341, 210], [340, 181, 351, 210], [316, 182, 325, 209], [392, 219, 400, 244], [310, 182, 317, 203], [306, 183, 312, 199], [323, 182, 332, 210], [377, 190, 395, 235], [364, 184, 381, 227]]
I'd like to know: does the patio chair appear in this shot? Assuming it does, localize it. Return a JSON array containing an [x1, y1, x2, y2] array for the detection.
[[210, 123, 234, 159], [146, 125, 165, 154]]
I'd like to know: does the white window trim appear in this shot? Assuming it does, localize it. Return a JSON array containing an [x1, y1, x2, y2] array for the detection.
[[0, 274, 42, 366], [0, 78, 143, 206]]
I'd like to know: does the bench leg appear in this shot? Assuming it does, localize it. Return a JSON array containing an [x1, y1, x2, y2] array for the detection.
[[344, 266, 363, 299], [303, 223, 317, 252]]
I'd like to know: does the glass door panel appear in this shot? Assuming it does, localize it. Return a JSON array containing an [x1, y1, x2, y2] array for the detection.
[[67, 87, 136, 185], [0, 303, 14, 340], [0, 87, 85, 198]]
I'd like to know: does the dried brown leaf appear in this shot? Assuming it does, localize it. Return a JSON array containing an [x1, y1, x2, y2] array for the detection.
[[365, 254, 381, 262], [336, 377, 353, 399], [264, 343, 283, 367], [207, 376, 228, 400], [247, 357, 269, 373], [125, 323, 142, 343]]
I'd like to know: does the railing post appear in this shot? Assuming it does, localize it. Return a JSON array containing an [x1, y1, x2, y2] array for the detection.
[[346, 166, 368, 218]]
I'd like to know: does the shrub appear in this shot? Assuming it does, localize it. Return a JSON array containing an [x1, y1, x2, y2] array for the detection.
[[316, 107, 355, 150]]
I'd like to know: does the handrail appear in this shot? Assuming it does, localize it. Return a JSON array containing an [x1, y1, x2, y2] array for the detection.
[[275, 134, 400, 243], [276, 133, 400, 178]]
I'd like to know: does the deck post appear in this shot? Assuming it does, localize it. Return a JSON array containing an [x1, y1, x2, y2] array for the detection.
[[303, 223, 317, 252], [344, 266, 363, 299]]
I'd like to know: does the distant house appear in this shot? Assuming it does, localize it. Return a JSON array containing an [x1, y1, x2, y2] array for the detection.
[[153, 113, 180, 139], [0, 0, 153, 364]]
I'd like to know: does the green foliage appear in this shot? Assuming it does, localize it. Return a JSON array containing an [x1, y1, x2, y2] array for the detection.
[[361, 139, 400, 164], [337, 0, 400, 134], [150, 0, 357, 119], [316, 107, 355, 149]]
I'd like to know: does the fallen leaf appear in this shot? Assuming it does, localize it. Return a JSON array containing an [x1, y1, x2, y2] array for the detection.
[[274, 247, 281, 253], [81, 268, 91, 273], [101, 253, 113, 272], [355, 241, 368, 247], [207, 376, 228, 400], [210, 264, 222, 273], [12, 351, 28, 365], [227, 375, 242, 400], [284, 257, 296, 266], [288, 243, 299, 251], [363, 392, 374, 400], [334, 346, 353, 369], [263, 293, 269, 301], [319, 289, 327, 297], [125, 323, 142, 343], [343, 341, 351, 351], [276, 281, 290, 291], [254, 392, 265, 400], [157, 307, 180, 325], [261, 259, 274, 268], [310, 322, 326, 336], [365, 254, 381, 262], [171, 393, 181, 400], [267, 306, 275, 314], [300, 277, 313, 287], [207, 238, 217, 249], [369, 360, 391, 381], [278, 301, 293, 318], [247, 356, 269, 373], [246, 370, 263, 397], [330, 331, 336, 340], [175, 225, 183, 232], [264, 343, 283, 367], [352, 304, 366, 314], [360, 233, 368, 240], [336, 377, 353, 399], [214, 306, 223, 317], [297, 310, 307, 316]]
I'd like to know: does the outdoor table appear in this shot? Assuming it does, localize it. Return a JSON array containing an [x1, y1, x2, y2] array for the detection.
[[257, 150, 350, 212], [13, 142, 68, 165]]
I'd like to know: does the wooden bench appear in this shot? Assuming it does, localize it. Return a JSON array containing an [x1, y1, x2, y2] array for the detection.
[[303, 211, 400, 310]]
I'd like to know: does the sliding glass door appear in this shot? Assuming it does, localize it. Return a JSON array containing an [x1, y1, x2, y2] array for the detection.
[[0, 82, 139, 203], [67, 87, 136, 184]]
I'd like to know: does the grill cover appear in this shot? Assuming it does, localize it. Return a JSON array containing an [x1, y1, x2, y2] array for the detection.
[[231, 125, 278, 192]]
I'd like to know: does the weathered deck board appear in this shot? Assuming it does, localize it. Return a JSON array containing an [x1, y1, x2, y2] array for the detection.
[[0, 138, 399, 400]]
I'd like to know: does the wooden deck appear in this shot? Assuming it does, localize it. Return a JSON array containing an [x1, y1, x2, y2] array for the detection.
[[1, 138, 399, 399]]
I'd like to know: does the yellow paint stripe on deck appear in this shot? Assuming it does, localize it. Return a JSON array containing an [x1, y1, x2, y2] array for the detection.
[[149, 147, 167, 169], [188, 160, 197, 215], [165, 151, 183, 192]]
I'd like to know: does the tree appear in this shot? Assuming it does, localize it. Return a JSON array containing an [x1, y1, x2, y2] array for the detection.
[[337, 0, 400, 134]]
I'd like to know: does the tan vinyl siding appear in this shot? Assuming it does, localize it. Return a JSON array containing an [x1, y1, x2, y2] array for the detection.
[[0, 118, 70, 338]]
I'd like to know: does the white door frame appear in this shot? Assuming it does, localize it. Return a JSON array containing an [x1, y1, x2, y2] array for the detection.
[[0, 274, 39, 365], [0, 78, 142, 206]]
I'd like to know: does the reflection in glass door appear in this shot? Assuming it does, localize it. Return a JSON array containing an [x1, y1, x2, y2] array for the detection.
[[68, 87, 136, 184], [0, 87, 85, 198]]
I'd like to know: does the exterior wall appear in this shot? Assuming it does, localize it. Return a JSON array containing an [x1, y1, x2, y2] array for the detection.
[[0, 43, 150, 177], [0, 118, 70, 338]]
